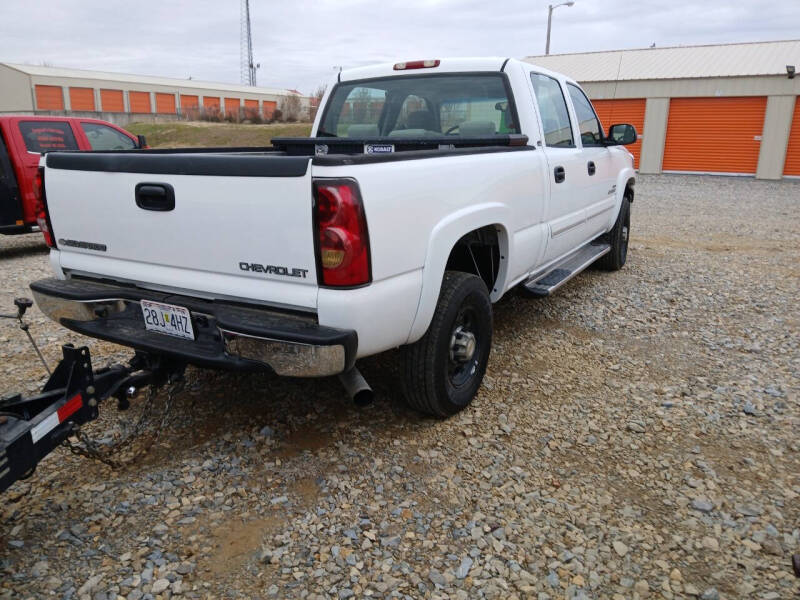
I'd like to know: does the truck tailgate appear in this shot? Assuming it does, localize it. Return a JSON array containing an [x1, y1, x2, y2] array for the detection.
[[43, 152, 318, 310]]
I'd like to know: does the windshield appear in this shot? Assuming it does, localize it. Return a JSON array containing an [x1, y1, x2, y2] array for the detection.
[[320, 73, 519, 138]]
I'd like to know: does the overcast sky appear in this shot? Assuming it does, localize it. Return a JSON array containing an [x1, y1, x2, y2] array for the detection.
[[1, 0, 797, 94]]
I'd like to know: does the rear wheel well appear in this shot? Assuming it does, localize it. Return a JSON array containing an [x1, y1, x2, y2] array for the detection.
[[445, 226, 501, 293]]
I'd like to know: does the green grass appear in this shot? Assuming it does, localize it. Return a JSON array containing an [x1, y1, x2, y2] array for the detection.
[[125, 121, 313, 149]]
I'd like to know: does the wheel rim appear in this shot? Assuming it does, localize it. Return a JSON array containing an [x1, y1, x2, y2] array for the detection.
[[448, 306, 480, 388]]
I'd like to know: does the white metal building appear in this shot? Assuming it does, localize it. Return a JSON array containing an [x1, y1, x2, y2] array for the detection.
[[525, 40, 800, 179], [0, 62, 309, 124]]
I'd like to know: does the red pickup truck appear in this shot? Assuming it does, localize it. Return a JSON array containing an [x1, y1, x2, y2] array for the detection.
[[0, 116, 144, 235]]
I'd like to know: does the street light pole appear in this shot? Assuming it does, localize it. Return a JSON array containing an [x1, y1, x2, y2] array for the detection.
[[545, 1, 575, 55]]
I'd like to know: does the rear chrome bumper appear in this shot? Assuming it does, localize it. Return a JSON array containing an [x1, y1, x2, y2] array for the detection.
[[30, 278, 356, 377]]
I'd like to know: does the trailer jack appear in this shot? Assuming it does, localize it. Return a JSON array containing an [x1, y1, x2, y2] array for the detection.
[[1, 298, 185, 493]]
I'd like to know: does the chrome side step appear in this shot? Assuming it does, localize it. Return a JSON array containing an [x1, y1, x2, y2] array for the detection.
[[523, 242, 611, 297]]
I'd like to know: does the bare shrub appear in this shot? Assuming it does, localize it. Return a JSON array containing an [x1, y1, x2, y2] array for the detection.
[[278, 94, 302, 122], [309, 84, 327, 121]]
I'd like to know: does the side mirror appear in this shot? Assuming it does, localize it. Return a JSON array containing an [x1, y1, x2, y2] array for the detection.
[[136, 134, 148, 149], [606, 123, 637, 146]]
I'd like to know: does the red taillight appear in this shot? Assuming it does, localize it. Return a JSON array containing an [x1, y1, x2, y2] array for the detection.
[[393, 59, 440, 70], [313, 179, 370, 287], [33, 167, 56, 248]]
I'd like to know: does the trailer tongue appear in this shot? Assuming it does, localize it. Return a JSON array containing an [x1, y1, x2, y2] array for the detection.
[[0, 299, 185, 493]]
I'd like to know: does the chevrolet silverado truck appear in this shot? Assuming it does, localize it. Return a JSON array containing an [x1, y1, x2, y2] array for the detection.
[[0, 115, 144, 236], [29, 58, 636, 417]]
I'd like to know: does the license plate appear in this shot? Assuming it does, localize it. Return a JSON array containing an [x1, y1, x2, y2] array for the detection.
[[140, 300, 195, 340]]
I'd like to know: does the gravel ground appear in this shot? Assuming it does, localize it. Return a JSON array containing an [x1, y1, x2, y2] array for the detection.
[[1, 174, 798, 600]]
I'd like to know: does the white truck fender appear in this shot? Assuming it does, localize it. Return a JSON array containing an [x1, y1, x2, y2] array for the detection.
[[406, 203, 512, 344], [615, 167, 636, 206]]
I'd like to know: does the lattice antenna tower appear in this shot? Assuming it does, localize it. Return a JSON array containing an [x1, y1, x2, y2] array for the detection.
[[240, 0, 257, 86]]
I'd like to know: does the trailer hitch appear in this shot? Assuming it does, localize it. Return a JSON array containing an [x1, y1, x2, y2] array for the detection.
[[0, 343, 185, 492], [1, 294, 188, 492]]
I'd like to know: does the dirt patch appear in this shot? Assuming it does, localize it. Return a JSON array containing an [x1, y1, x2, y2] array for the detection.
[[202, 515, 283, 577]]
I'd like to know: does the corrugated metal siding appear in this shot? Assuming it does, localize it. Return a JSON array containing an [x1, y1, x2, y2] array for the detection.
[[35, 85, 64, 110], [525, 40, 800, 82], [69, 87, 95, 111], [592, 98, 646, 168], [100, 89, 124, 112], [155, 93, 176, 114], [129, 91, 151, 113], [663, 97, 767, 174], [783, 98, 800, 176]]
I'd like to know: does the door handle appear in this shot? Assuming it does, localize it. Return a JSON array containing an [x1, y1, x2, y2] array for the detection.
[[587, 161, 596, 176], [135, 183, 175, 211], [554, 166, 565, 183]]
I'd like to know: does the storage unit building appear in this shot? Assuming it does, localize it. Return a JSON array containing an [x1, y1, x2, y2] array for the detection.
[[0, 62, 309, 124], [525, 40, 800, 179]]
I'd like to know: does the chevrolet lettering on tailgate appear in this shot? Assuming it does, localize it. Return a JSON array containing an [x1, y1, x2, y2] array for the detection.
[[239, 262, 309, 278]]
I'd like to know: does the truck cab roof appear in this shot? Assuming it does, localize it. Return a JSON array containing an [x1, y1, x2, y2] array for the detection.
[[339, 57, 513, 82]]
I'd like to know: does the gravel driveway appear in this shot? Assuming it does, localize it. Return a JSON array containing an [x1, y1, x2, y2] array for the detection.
[[1, 174, 798, 599]]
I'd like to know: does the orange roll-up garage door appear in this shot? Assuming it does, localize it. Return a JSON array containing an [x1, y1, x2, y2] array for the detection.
[[203, 96, 220, 109], [592, 98, 645, 168], [155, 93, 176, 114], [35, 85, 64, 110], [129, 91, 152, 114], [69, 87, 95, 111], [783, 97, 800, 177], [244, 99, 259, 117], [224, 97, 240, 117], [662, 97, 766, 174], [100, 89, 124, 112], [180, 95, 199, 110], [263, 100, 277, 119]]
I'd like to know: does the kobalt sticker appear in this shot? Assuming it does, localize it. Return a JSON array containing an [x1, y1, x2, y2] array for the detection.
[[364, 144, 394, 154]]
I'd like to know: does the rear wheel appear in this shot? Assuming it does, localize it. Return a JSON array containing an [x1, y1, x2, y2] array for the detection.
[[597, 195, 631, 271], [401, 271, 492, 417]]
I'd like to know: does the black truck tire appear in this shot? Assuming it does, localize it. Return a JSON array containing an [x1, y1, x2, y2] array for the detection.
[[597, 196, 631, 271], [401, 271, 492, 417]]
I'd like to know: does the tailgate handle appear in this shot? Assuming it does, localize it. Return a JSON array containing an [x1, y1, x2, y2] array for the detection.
[[135, 183, 175, 212]]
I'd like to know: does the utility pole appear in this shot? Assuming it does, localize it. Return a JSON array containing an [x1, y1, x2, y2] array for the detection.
[[545, 1, 575, 56]]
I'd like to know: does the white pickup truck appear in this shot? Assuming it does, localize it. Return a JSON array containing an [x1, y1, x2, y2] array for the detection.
[[30, 57, 636, 417]]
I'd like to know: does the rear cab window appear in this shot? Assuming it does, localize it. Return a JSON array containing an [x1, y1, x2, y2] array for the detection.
[[320, 74, 520, 139], [81, 122, 137, 150], [18, 121, 79, 153]]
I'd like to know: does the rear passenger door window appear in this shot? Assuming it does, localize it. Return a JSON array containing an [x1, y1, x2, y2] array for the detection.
[[81, 122, 137, 150], [567, 84, 603, 146], [18, 121, 79, 153], [530, 73, 574, 147]]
